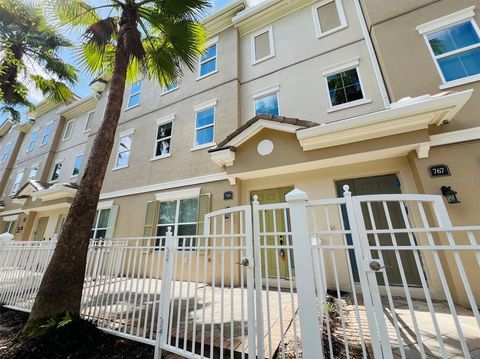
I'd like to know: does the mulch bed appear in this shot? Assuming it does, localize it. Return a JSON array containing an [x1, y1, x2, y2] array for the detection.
[[0, 306, 155, 359]]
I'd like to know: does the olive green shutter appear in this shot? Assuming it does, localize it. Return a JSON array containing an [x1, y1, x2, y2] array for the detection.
[[105, 205, 118, 238], [33, 217, 49, 241], [196, 193, 211, 236], [143, 201, 158, 246]]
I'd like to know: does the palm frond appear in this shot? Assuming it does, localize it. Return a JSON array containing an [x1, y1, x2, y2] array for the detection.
[[49, 0, 101, 27], [84, 17, 118, 48], [29, 75, 75, 103]]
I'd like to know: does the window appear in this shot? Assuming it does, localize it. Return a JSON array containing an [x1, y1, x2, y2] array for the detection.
[[63, 120, 74, 141], [426, 22, 480, 83], [91, 208, 111, 239], [312, 0, 347, 38], [254, 92, 279, 116], [326, 67, 364, 107], [2, 220, 16, 234], [27, 129, 39, 152], [156, 198, 198, 248], [1, 143, 12, 163], [417, 7, 480, 87], [51, 161, 63, 182], [28, 164, 39, 180], [90, 206, 117, 239], [154, 121, 173, 158], [162, 81, 179, 94], [72, 154, 83, 177], [11, 171, 24, 194], [199, 43, 217, 78], [127, 80, 142, 108], [84, 112, 94, 132], [252, 27, 275, 64], [114, 131, 133, 169], [194, 107, 215, 147], [41, 123, 54, 145]]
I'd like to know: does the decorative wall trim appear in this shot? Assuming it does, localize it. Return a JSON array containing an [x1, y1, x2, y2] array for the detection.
[[155, 187, 201, 202], [416, 6, 475, 34], [99, 172, 228, 200], [430, 127, 480, 147]]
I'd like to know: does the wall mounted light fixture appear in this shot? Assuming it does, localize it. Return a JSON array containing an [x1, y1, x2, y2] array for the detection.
[[441, 186, 460, 204]]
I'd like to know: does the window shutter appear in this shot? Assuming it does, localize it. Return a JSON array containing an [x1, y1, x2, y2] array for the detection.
[[196, 193, 211, 236], [143, 201, 158, 246], [8, 220, 16, 234], [105, 205, 118, 238]]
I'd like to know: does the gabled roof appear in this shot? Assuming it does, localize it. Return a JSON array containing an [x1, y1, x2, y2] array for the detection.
[[12, 180, 78, 199], [211, 114, 319, 152]]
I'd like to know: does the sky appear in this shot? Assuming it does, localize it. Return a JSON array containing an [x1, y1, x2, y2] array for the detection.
[[1, 0, 259, 122]]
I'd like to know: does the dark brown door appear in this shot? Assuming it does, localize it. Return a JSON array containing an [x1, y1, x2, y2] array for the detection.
[[336, 175, 422, 287]]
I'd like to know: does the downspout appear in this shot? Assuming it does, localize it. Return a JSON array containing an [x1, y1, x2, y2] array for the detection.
[[353, 0, 391, 108]]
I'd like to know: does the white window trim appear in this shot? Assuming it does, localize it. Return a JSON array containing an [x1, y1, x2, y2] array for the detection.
[[312, 0, 348, 39], [26, 129, 39, 152], [97, 200, 114, 210], [192, 104, 216, 151], [50, 160, 64, 183], [155, 187, 201, 202], [161, 82, 179, 95], [11, 170, 25, 194], [126, 80, 143, 110], [70, 152, 84, 178], [416, 7, 480, 88], [197, 37, 219, 80], [62, 119, 75, 141], [251, 26, 275, 65], [28, 162, 40, 181], [113, 129, 135, 170], [3, 214, 19, 222], [253, 90, 280, 117], [84, 112, 95, 133], [40, 122, 54, 146], [151, 114, 175, 161], [1, 142, 12, 163], [322, 58, 371, 112]]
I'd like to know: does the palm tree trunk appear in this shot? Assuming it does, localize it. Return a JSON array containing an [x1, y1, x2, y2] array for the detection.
[[27, 8, 135, 324]]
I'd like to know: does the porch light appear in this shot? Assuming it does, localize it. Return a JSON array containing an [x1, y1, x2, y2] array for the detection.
[[89, 77, 108, 93], [441, 186, 460, 204]]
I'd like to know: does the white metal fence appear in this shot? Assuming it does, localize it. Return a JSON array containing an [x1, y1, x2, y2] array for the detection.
[[0, 187, 479, 359]]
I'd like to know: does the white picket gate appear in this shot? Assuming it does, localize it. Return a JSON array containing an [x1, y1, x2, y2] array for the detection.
[[0, 187, 479, 359]]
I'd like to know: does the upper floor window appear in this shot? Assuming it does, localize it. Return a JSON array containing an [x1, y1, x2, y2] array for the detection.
[[312, 0, 347, 38], [27, 129, 39, 152], [127, 80, 142, 108], [162, 81, 179, 94], [252, 27, 275, 64], [11, 170, 24, 194], [41, 122, 53, 145], [194, 107, 215, 148], [199, 42, 218, 78], [72, 154, 83, 177], [1, 143, 12, 163], [51, 161, 63, 182], [254, 91, 279, 116], [322, 58, 370, 111], [84, 112, 94, 132], [417, 7, 480, 88], [63, 119, 75, 141], [114, 130, 133, 169], [154, 120, 173, 159], [28, 164, 39, 180]]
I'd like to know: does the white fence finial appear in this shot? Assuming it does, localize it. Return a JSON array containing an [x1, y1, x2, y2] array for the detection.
[[166, 226, 172, 236], [285, 188, 308, 202], [252, 195, 259, 205], [342, 184, 351, 197]]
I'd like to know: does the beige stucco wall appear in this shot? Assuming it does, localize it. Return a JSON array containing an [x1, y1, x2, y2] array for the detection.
[[98, 80, 238, 194], [238, 0, 386, 125], [363, 0, 480, 133], [0, 127, 25, 195]]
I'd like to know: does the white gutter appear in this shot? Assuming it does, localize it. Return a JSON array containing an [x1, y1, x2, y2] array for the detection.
[[353, 0, 390, 108]]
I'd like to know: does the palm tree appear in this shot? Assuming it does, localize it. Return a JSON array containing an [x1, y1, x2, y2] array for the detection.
[[0, 0, 77, 121], [26, 0, 208, 328]]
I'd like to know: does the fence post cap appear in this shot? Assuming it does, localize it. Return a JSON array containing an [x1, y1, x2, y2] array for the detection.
[[285, 188, 308, 202]]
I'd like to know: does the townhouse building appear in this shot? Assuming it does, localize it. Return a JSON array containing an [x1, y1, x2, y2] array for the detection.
[[0, 0, 478, 302], [0, 97, 97, 241]]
